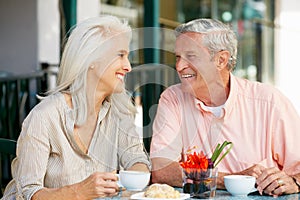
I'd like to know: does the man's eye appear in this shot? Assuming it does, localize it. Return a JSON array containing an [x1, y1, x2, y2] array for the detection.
[[187, 54, 196, 58], [118, 53, 125, 58]]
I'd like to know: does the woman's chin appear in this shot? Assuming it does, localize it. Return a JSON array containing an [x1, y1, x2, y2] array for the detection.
[[112, 86, 125, 94]]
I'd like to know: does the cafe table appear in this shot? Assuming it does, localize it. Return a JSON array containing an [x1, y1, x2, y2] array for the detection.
[[99, 188, 300, 200]]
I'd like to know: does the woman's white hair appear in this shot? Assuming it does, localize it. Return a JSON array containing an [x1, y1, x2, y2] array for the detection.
[[46, 15, 135, 125], [175, 18, 238, 70]]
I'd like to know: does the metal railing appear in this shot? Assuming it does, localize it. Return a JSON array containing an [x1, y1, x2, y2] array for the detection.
[[0, 71, 47, 140], [0, 70, 47, 192]]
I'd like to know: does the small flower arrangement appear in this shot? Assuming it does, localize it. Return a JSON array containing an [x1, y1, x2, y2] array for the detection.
[[180, 141, 233, 198]]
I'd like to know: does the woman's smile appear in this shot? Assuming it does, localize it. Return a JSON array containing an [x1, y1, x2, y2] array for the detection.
[[116, 72, 125, 82]]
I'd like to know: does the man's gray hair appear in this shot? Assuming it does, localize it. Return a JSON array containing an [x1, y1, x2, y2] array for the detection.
[[175, 18, 238, 70]]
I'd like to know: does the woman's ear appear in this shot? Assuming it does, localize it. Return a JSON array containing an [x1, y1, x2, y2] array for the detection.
[[216, 50, 230, 70]]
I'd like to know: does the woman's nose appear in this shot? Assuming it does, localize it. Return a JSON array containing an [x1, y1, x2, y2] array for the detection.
[[123, 60, 132, 73]]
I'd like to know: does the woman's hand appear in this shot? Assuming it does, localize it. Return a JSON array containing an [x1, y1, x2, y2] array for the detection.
[[73, 171, 119, 199], [32, 172, 119, 200], [256, 167, 299, 196]]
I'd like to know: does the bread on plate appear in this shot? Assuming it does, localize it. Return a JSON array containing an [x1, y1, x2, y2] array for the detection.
[[144, 183, 180, 198]]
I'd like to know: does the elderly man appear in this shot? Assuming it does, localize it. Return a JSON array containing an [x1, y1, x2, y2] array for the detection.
[[150, 18, 300, 196]]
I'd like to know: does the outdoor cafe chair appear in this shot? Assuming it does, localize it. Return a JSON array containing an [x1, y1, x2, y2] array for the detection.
[[0, 138, 16, 197]]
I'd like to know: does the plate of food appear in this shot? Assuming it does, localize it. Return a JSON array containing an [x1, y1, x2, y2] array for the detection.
[[130, 183, 190, 200], [130, 192, 190, 200]]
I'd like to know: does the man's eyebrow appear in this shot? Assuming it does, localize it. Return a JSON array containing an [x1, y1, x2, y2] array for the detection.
[[185, 51, 196, 54], [174, 50, 196, 55], [118, 49, 129, 54]]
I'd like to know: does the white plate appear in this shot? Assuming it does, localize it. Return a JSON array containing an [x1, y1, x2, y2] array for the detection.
[[130, 192, 190, 200]]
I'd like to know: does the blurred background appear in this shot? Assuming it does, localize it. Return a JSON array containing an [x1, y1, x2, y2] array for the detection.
[[0, 0, 300, 190]]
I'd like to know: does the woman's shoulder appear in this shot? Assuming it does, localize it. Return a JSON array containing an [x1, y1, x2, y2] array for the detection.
[[34, 92, 65, 111], [25, 92, 67, 122], [19, 93, 67, 138]]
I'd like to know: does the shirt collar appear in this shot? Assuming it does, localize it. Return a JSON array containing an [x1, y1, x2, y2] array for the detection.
[[223, 73, 238, 120], [194, 73, 238, 119], [97, 99, 110, 124]]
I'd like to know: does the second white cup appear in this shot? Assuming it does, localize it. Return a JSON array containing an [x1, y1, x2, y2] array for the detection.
[[224, 175, 256, 196]]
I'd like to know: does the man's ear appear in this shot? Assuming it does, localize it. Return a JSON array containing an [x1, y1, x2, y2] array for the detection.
[[216, 50, 230, 70]]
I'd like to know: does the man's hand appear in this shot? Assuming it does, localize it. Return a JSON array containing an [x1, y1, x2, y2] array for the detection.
[[229, 165, 299, 196], [217, 164, 265, 189], [234, 164, 266, 178], [256, 167, 299, 196]]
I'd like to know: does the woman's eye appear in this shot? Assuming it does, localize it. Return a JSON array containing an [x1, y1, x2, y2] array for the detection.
[[118, 53, 125, 58]]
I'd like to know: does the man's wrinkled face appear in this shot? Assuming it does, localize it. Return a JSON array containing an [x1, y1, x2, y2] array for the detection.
[[175, 32, 216, 97]]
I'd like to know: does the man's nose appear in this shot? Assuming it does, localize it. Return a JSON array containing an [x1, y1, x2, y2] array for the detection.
[[176, 58, 188, 72]]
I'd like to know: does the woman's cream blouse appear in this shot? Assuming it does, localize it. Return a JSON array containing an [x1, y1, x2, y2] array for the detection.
[[2, 92, 150, 200]]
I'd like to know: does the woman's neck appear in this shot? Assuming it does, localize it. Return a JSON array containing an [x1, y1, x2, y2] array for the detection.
[[86, 86, 107, 115]]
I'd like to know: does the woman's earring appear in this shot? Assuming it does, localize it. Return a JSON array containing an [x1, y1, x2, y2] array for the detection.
[[90, 65, 95, 70]]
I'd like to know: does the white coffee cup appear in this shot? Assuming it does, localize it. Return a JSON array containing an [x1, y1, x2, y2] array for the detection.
[[224, 175, 256, 196], [119, 170, 150, 191]]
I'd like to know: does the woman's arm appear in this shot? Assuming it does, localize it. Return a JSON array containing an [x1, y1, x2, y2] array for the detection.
[[117, 113, 151, 170], [32, 172, 119, 200], [12, 106, 119, 199]]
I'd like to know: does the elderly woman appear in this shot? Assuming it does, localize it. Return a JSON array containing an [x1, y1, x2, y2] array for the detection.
[[2, 15, 150, 200]]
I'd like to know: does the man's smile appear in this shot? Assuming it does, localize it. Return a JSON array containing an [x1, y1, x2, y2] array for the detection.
[[181, 74, 196, 79]]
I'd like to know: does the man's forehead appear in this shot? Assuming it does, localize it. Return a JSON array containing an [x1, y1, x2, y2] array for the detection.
[[175, 32, 205, 52], [177, 32, 202, 41]]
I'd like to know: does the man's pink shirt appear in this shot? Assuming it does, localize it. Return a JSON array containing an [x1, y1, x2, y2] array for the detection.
[[150, 74, 300, 175]]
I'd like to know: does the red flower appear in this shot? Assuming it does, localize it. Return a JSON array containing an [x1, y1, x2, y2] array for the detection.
[[180, 141, 233, 171], [180, 151, 208, 170]]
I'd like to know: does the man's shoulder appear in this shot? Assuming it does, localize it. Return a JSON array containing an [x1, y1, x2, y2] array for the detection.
[[233, 76, 287, 103], [159, 84, 197, 109], [161, 84, 183, 96]]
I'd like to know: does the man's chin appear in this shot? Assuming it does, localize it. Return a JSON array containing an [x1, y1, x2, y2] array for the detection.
[[180, 84, 195, 96]]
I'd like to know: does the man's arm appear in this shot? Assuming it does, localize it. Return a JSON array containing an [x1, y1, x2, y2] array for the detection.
[[151, 157, 183, 187], [128, 163, 150, 172]]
